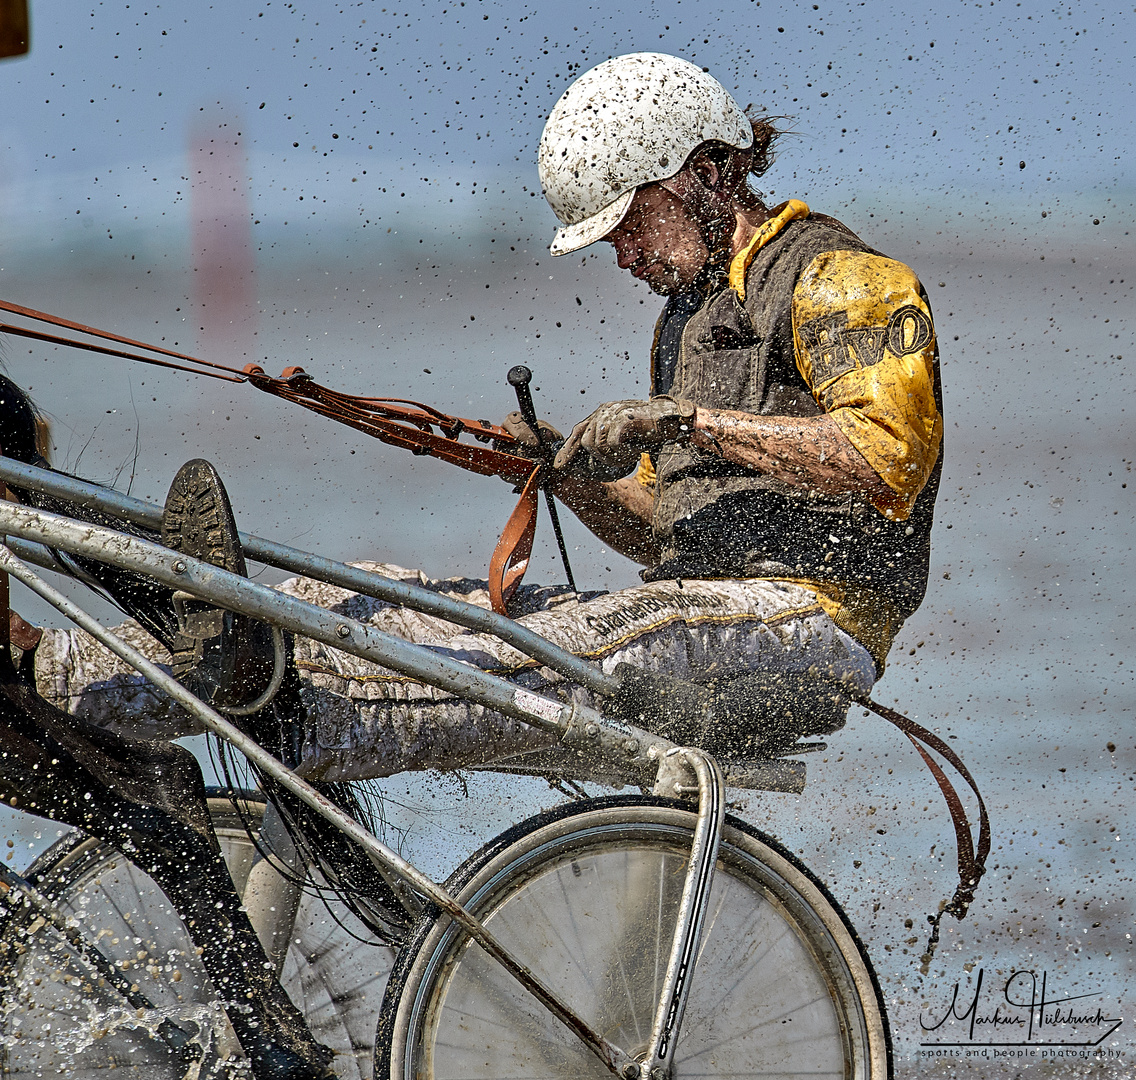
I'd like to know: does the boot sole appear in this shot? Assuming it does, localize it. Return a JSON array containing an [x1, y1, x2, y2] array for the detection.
[[162, 459, 246, 577], [162, 460, 246, 682]]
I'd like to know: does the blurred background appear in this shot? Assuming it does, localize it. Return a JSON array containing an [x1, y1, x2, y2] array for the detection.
[[0, 0, 1132, 1072]]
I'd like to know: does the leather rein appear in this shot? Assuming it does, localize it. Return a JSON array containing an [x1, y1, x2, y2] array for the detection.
[[857, 693, 991, 970], [0, 299, 544, 615]]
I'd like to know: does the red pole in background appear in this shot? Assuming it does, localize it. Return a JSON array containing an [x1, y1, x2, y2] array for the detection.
[[190, 118, 257, 364]]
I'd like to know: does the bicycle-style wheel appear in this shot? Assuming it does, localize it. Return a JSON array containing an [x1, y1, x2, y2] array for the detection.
[[375, 795, 890, 1080], [0, 794, 396, 1079]]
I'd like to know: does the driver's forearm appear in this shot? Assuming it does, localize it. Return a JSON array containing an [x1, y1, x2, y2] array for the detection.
[[689, 408, 891, 502], [550, 473, 660, 566]]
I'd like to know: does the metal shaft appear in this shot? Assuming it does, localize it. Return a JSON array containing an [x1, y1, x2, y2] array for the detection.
[[508, 365, 578, 593], [644, 750, 726, 1077], [0, 500, 675, 774], [0, 456, 604, 693]]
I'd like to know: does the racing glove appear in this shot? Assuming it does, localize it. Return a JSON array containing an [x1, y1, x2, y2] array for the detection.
[[553, 396, 696, 479]]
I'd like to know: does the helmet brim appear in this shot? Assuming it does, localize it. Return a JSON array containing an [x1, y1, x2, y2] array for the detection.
[[549, 188, 636, 256]]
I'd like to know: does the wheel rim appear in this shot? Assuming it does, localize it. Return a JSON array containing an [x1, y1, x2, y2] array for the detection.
[[399, 816, 876, 1080], [0, 824, 252, 1077]]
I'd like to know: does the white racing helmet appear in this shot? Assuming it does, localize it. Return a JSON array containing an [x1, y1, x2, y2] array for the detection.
[[539, 53, 753, 256]]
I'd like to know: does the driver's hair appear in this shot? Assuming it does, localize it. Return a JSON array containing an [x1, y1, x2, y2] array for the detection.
[[687, 114, 790, 195]]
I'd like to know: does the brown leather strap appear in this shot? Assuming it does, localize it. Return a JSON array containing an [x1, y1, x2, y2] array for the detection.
[[488, 467, 541, 616], [861, 695, 990, 966], [0, 322, 247, 384], [0, 298, 245, 378], [0, 301, 538, 481], [243, 365, 536, 485], [8, 611, 41, 653]]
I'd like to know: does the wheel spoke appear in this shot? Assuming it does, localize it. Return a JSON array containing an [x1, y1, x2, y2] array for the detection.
[[377, 797, 888, 1080]]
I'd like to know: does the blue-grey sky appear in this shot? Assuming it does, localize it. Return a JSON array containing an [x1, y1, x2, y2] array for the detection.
[[1, 0, 1132, 261]]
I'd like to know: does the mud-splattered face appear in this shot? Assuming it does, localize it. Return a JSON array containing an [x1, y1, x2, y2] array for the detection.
[[603, 182, 710, 296]]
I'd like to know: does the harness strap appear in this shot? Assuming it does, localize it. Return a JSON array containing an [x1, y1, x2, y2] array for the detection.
[[861, 695, 990, 969], [0, 299, 538, 482], [0, 299, 246, 379], [488, 468, 541, 616], [243, 365, 534, 484], [8, 611, 42, 653], [0, 321, 247, 383]]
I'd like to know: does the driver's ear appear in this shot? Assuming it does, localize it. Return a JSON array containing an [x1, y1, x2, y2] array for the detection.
[[689, 154, 723, 192]]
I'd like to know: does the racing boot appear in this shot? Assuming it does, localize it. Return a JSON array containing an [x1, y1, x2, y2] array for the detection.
[[162, 459, 278, 711]]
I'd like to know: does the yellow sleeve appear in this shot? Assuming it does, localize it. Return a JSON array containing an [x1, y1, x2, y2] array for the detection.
[[791, 250, 943, 520]]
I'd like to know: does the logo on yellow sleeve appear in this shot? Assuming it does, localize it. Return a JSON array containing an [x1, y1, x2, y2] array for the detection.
[[793, 250, 936, 392], [886, 304, 934, 357], [798, 302, 930, 379], [797, 310, 891, 383]]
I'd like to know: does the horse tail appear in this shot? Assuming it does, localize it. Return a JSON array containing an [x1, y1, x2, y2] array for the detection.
[[0, 372, 48, 468], [0, 373, 181, 647]]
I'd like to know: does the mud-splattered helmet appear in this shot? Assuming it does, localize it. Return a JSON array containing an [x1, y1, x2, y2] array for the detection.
[[538, 53, 752, 256]]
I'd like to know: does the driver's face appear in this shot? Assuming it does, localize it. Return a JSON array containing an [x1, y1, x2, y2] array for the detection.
[[604, 183, 709, 296]]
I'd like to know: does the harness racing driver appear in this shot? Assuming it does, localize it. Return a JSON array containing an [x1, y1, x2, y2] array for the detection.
[[17, 53, 942, 782]]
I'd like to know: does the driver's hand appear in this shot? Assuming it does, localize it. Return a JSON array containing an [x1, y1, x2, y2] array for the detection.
[[552, 397, 696, 479], [496, 411, 563, 460]]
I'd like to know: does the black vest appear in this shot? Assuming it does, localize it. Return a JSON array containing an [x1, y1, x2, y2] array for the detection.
[[644, 216, 943, 630]]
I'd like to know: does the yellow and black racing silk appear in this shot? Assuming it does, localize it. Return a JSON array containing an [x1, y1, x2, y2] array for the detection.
[[643, 202, 944, 668]]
